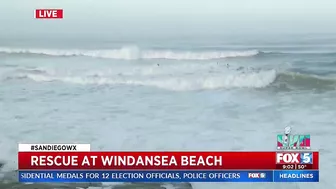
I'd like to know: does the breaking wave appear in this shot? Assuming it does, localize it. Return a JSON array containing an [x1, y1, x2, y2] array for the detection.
[[3, 64, 336, 91], [3, 68, 277, 91], [24, 71, 277, 91], [0, 46, 259, 60]]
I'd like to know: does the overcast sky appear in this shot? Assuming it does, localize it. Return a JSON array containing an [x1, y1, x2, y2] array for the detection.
[[1, 0, 336, 38]]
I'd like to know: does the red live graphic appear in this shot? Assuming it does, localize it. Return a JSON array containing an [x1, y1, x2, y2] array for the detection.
[[35, 9, 63, 19]]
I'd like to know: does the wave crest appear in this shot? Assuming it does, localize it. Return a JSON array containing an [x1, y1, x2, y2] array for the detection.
[[274, 72, 336, 90], [0, 46, 259, 60], [6, 69, 276, 91], [5, 64, 335, 91]]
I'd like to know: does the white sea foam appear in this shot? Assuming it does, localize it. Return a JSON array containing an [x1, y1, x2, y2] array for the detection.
[[0, 46, 259, 60], [21, 69, 277, 91]]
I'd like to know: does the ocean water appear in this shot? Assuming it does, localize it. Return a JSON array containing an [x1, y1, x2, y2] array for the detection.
[[1, 34, 336, 189]]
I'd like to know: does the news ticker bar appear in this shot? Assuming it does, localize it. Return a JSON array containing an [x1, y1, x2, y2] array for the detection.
[[19, 170, 319, 183]]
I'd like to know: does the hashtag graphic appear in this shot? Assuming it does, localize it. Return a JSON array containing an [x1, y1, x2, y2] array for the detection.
[[31, 145, 34, 151]]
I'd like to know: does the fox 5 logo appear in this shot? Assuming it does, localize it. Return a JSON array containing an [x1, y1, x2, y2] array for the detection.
[[300, 153, 313, 164], [277, 152, 312, 164]]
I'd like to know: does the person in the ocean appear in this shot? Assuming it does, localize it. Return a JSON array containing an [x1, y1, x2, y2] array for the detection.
[[157, 64, 159, 66], [237, 66, 244, 71], [226, 63, 229, 68]]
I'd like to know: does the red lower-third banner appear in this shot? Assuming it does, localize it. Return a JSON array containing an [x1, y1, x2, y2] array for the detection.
[[18, 151, 319, 170]]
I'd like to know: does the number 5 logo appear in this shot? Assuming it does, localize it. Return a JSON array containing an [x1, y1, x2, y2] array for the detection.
[[300, 153, 313, 164]]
